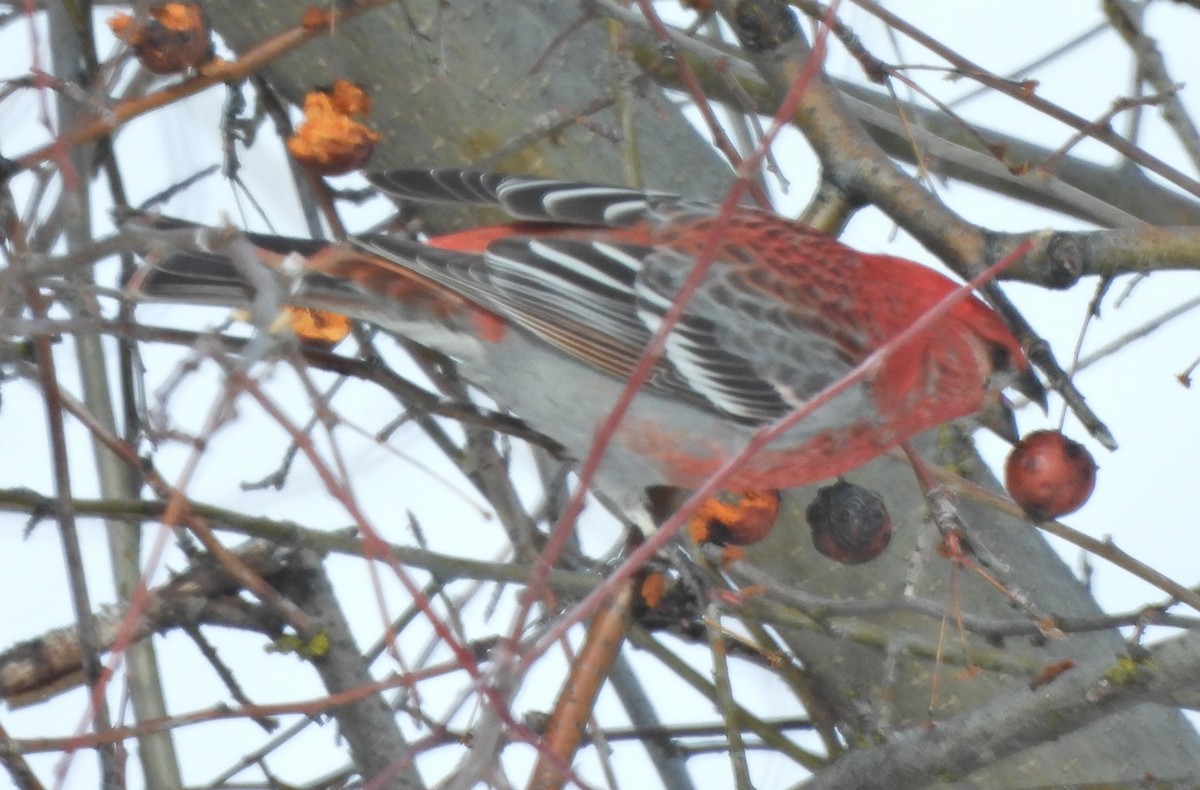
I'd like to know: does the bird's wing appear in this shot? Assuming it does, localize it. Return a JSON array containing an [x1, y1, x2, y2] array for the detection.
[[366, 168, 704, 227], [351, 233, 696, 396], [365, 170, 811, 422], [354, 231, 819, 425]]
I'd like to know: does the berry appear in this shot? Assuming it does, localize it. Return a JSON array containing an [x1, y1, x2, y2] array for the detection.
[[806, 480, 891, 565], [109, 4, 213, 75], [287, 82, 380, 176], [689, 489, 780, 547], [1005, 430, 1097, 520]]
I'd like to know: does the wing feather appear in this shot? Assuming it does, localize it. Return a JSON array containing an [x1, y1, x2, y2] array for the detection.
[[366, 168, 696, 227]]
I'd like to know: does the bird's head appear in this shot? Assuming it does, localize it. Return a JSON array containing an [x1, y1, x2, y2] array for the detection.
[[952, 295, 1046, 408], [948, 295, 1047, 443], [869, 255, 1047, 418]]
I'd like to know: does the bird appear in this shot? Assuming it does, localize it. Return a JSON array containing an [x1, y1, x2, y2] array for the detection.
[[125, 168, 1044, 526]]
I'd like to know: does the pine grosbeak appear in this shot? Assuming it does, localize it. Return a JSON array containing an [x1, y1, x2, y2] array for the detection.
[[128, 169, 1043, 522]]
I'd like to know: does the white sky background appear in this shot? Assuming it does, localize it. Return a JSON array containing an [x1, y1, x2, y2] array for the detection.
[[1, 2, 1199, 788]]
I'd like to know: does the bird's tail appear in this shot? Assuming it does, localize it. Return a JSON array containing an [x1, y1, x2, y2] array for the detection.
[[117, 210, 332, 305], [118, 212, 485, 356]]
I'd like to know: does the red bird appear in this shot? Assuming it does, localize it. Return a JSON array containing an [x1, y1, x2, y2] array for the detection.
[[129, 169, 1043, 523]]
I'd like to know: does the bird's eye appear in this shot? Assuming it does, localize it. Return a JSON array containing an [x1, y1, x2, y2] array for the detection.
[[987, 341, 1013, 373]]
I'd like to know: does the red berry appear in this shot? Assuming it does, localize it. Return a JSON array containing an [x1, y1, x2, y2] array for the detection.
[[1005, 430, 1097, 520], [806, 480, 892, 565]]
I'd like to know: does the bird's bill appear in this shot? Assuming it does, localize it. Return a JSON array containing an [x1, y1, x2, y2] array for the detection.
[[977, 391, 1022, 445], [1013, 365, 1049, 412]]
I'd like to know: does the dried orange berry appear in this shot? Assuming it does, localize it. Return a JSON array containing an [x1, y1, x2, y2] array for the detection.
[[109, 3, 212, 75], [287, 307, 351, 347], [691, 482, 782, 545], [688, 489, 780, 546], [287, 81, 380, 176], [639, 572, 666, 609]]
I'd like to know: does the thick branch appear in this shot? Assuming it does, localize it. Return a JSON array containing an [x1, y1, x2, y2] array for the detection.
[[802, 631, 1200, 789]]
